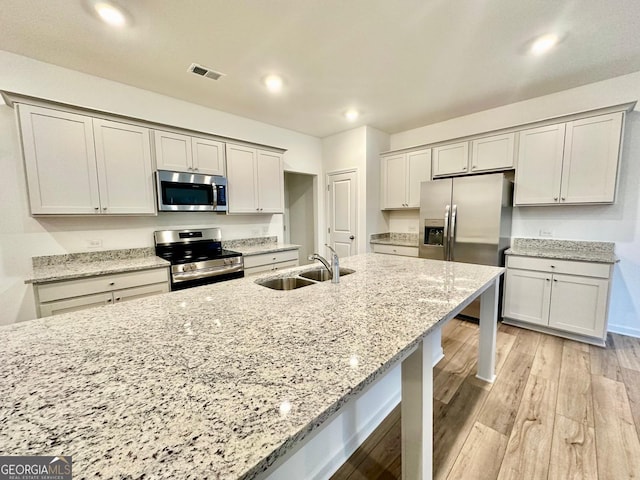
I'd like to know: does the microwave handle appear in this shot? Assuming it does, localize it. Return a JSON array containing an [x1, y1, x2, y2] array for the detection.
[[212, 184, 218, 210]]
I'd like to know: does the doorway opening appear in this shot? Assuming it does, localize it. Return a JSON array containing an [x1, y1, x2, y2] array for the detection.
[[284, 171, 316, 266]]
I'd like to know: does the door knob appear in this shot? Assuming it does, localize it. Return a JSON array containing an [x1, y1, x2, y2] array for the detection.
[[349, 235, 355, 240]]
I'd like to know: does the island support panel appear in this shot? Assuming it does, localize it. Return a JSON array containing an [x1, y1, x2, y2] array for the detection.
[[400, 277, 499, 479]]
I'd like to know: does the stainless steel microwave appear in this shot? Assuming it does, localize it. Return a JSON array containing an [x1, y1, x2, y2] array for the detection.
[[156, 170, 227, 212]]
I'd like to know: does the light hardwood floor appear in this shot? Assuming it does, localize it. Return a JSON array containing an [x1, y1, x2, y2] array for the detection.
[[330, 318, 640, 480]]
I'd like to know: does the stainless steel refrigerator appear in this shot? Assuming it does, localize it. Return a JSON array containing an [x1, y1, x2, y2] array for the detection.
[[419, 173, 513, 317]]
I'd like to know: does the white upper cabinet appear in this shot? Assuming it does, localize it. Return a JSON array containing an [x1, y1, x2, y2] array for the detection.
[[18, 104, 155, 215], [515, 123, 566, 205], [381, 149, 431, 209], [560, 113, 623, 204], [432, 142, 469, 177], [256, 150, 285, 213], [93, 119, 155, 214], [19, 104, 100, 214], [470, 132, 515, 172], [154, 130, 225, 176], [515, 112, 623, 205], [226, 144, 284, 214]]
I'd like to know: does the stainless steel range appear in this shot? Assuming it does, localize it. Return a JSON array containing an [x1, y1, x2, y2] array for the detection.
[[154, 228, 244, 291]]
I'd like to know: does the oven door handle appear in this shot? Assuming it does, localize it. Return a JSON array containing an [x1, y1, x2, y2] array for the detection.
[[173, 264, 243, 283]]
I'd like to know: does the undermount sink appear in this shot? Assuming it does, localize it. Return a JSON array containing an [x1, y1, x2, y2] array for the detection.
[[298, 267, 355, 282], [256, 277, 316, 290]]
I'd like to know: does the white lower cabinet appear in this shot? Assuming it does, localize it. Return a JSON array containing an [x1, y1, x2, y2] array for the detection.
[[372, 244, 419, 257], [503, 255, 612, 344], [244, 250, 299, 275], [35, 268, 170, 317]]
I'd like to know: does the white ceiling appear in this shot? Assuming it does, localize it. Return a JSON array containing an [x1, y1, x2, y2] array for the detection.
[[2, 0, 640, 138]]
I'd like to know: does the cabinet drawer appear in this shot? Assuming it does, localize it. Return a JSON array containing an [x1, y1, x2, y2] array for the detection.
[[245, 259, 300, 276], [39, 292, 113, 317], [243, 250, 299, 268], [506, 256, 610, 278], [37, 268, 169, 302], [372, 244, 419, 257]]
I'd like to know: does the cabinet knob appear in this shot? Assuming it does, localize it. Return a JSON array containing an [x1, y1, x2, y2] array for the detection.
[[553, 197, 558, 201], [463, 166, 467, 170], [194, 167, 199, 171], [107, 298, 112, 303], [546, 278, 550, 282], [472, 165, 477, 169], [115, 297, 121, 301], [553, 279, 558, 282], [561, 197, 566, 201], [550, 265, 555, 269], [102, 207, 107, 211], [109, 282, 115, 286], [94, 207, 99, 211]]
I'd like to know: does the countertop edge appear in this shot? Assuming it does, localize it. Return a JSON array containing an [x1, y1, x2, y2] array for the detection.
[[370, 239, 419, 248], [505, 249, 618, 264], [25, 261, 170, 285], [233, 244, 300, 256]]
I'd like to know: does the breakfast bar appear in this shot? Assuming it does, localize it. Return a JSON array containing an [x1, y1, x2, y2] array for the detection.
[[0, 253, 503, 479]]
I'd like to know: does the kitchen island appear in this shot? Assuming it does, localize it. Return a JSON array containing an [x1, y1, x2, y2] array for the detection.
[[0, 253, 503, 479]]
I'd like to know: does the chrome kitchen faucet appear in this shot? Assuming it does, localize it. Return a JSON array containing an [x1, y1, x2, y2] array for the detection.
[[308, 244, 340, 283]]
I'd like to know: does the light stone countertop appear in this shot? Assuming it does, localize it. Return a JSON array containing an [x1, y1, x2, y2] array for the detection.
[[230, 243, 300, 257], [370, 232, 419, 248], [25, 249, 170, 285], [1, 253, 503, 479], [505, 238, 617, 264], [370, 238, 419, 247]]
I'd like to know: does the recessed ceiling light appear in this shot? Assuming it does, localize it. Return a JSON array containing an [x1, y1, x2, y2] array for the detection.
[[93, 1, 127, 27], [344, 109, 359, 122], [530, 33, 559, 56], [263, 74, 284, 93]]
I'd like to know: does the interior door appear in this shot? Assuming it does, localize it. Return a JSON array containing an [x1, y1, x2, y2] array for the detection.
[[328, 170, 357, 258]]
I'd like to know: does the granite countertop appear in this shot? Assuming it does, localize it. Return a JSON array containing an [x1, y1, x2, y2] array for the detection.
[[505, 238, 618, 264], [25, 248, 170, 284], [230, 243, 300, 256], [1, 253, 503, 479], [369, 233, 419, 247]]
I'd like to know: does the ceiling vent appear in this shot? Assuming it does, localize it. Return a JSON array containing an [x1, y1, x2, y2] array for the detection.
[[188, 63, 225, 81]]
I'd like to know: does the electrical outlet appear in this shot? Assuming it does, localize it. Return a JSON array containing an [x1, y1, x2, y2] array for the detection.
[[87, 239, 103, 248], [539, 229, 553, 238]]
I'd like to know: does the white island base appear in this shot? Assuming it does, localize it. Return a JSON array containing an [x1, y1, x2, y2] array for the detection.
[[263, 278, 499, 480]]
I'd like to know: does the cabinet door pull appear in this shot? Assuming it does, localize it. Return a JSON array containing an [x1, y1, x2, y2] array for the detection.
[[553, 279, 557, 282], [107, 298, 112, 303], [109, 282, 115, 286], [550, 265, 555, 269], [94, 207, 99, 211], [561, 197, 566, 201], [554, 197, 558, 201], [546, 278, 550, 282]]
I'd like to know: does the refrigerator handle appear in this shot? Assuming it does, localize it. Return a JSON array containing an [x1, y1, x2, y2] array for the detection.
[[450, 204, 458, 261], [444, 204, 450, 260]]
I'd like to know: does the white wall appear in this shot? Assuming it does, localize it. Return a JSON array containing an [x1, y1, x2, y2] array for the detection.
[[0, 50, 323, 325], [389, 70, 640, 337], [365, 127, 390, 251], [284, 172, 316, 265], [322, 127, 368, 254]]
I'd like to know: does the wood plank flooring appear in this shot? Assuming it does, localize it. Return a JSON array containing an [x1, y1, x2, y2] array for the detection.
[[330, 319, 640, 480]]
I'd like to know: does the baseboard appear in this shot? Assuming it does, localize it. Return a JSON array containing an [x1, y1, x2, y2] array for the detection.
[[608, 323, 640, 339]]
